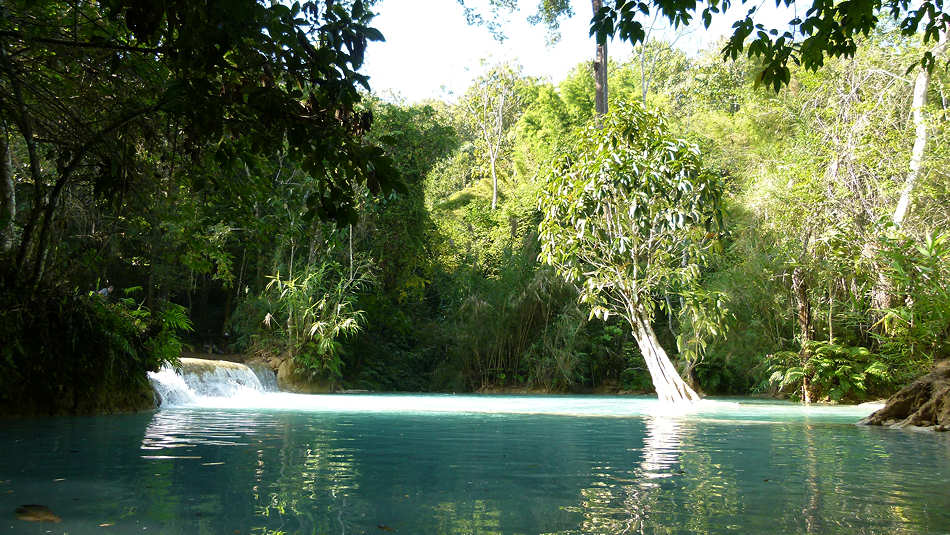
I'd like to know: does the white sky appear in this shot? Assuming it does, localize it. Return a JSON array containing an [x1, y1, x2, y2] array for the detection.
[[361, 0, 796, 103]]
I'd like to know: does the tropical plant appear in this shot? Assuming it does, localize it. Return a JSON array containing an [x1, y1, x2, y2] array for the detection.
[[764, 341, 893, 402], [263, 254, 374, 378], [538, 100, 725, 402], [874, 230, 950, 365]]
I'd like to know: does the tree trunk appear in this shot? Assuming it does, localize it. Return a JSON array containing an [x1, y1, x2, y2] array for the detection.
[[629, 307, 700, 404], [892, 32, 947, 228], [28, 175, 69, 287], [873, 32, 947, 313], [0, 131, 13, 254], [592, 0, 608, 117], [490, 154, 498, 210], [792, 266, 814, 403], [490, 87, 506, 210]]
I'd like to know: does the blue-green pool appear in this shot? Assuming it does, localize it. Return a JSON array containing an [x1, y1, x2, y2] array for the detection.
[[2, 394, 949, 534]]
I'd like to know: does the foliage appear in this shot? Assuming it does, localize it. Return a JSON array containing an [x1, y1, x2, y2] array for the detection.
[[589, 0, 950, 91], [874, 230, 950, 363], [764, 341, 898, 402], [675, 288, 730, 382], [0, 0, 396, 290], [262, 252, 373, 378], [0, 279, 189, 414], [4, 3, 949, 408], [538, 101, 724, 328]]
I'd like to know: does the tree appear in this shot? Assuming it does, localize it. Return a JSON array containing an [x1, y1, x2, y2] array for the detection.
[[465, 0, 949, 93], [533, 0, 609, 115], [592, 0, 609, 116], [538, 102, 724, 403], [461, 64, 523, 210], [457, 1, 608, 115], [0, 0, 396, 289], [592, 0, 950, 91], [893, 30, 948, 228], [0, 128, 12, 252]]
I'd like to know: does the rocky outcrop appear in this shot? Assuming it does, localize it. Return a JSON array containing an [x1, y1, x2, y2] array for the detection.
[[859, 360, 950, 431], [272, 354, 335, 394], [179, 357, 252, 374]]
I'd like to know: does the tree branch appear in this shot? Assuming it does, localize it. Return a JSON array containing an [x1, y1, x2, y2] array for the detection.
[[0, 31, 165, 54]]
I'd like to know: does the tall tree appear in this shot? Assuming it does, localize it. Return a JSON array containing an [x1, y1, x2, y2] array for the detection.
[[593, 0, 950, 91], [463, 0, 949, 93], [592, 0, 609, 116], [893, 31, 949, 228], [458, 1, 608, 115], [461, 64, 523, 210], [0, 127, 12, 253], [539, 102, 724, 403]]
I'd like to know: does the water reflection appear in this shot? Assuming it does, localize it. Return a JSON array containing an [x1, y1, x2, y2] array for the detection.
[[640, 417, 684, 482], [98, 404, 947, 534], [573, 417, 685, 534]]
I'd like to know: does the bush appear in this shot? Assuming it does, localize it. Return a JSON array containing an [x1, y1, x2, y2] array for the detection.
[[763, 340, 906, 402], [0, 282, 189, 415]]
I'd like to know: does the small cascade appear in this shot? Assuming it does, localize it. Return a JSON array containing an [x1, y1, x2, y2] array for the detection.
[[148, 358, 268, 407], [148, 366, 197, 406], [247, 361, 279, 392]]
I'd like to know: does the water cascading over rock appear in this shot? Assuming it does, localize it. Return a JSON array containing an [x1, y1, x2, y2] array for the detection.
[[148, 358, 277, 407]]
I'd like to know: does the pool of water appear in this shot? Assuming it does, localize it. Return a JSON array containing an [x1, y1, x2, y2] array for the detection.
[[2, 394, 949, 534]]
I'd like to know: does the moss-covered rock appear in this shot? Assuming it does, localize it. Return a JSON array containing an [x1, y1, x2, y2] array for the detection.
[[275, 356, 335, 393]]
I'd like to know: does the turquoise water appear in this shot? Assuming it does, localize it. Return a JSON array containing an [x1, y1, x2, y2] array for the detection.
[[2, 394, 949, 534]]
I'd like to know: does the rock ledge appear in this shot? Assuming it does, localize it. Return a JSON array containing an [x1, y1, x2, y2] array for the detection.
[[859, 360, 950, 431]]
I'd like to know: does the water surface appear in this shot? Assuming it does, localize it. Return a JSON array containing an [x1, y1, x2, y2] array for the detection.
[[2, 394, 949, 534]]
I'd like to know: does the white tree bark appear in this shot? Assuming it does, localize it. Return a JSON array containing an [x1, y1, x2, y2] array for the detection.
[[490, 89, 505, 210], [464, 69, 515, 211], [631, 309, 700, 404], [893, 32, 948, 228]]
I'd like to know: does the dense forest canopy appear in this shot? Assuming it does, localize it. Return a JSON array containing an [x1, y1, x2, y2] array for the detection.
[[1, 0, 948, 413]]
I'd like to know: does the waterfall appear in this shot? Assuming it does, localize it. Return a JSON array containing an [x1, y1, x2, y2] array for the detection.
[[148, 358, 277, 407], [247, 360, 279, 392]]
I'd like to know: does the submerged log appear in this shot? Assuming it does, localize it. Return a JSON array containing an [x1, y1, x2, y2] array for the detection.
[[859, 360, 950, 431]]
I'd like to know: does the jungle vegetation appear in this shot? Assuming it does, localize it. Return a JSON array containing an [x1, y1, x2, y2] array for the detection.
[[1, 0, 948, 412]]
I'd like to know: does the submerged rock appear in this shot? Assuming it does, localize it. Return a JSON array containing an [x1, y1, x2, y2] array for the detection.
[[16, 504, 61, 523], [859, 360, 950, 431]]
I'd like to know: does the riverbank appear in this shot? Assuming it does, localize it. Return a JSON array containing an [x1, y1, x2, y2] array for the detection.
[[860, 360, 950, 431]]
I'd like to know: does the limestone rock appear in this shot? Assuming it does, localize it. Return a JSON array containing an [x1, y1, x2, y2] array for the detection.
[[179, 357, 251, 374], [275, 357, 334, 394], [859, 360, 950, 431]]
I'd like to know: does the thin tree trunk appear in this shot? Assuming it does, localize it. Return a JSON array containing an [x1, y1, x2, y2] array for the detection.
[[490, 155, 498, 210], [792, 266, 814, 403], [873, 32, 947, 313], [4, 45, 45, 275], [827, 278, 833, 342], [893, 32, 948, 228], [0, 130, 13, 253], [629, 306, 700, 403], [29, 174, 70, 287], [490, 88, 506, 210], [592, 0, 608, 117]]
